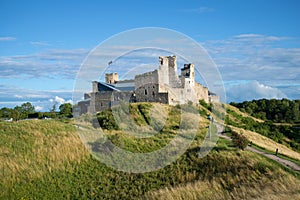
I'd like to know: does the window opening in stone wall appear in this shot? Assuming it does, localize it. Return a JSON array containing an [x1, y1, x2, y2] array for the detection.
[[145, 89, 147, 95], [152, 91, 155, 97]]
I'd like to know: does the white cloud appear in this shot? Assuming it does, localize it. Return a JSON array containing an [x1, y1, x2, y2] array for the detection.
[[0, 84, 74, 110], [233, 34, 288, 42], [30, 41, 51, 46], [202, 33, 300, 102], [0, 48, 88, 79], [14, 94, 23, 99], [55, 96, 65, 104], [226, 80, 287, 102], [0, 37, 16, 41], [35, 106, 43, 111], [52, 96, 73, 105], [65, 99, 73, 104], [26, 94, 50, 98]]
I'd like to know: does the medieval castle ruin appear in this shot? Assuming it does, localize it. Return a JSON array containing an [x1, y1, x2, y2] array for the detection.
[[75, 55, 219, 115]]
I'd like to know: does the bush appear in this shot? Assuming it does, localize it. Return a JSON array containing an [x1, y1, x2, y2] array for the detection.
[[199, 99, 212, 111], [94, 109, 119, 130], [231, 131, 249, 150], [198, 108, 207, 117]]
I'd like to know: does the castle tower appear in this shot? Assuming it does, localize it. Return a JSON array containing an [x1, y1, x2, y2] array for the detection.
[[92, 81, 99, 92], [158, 56, 169, 86], [181, 64, 195, 80], [105, 73, 118, 84], [158, 55, 181, 87], [168, 55, 177, 69]]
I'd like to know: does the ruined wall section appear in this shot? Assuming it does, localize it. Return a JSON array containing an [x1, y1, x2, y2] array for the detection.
[[157, 56, 183, 95], [195, 83, 209, 103], [167, 82, 209, 105], [77, 55, 218, 115], [167, 56, 182, 88], [135, 70, 158, 89], [158, 56, 169, 91], [209, 94, 220, 103], [180, 64, 195, 88], [167, 87, 198, 105], [91, 91, 134, 113], [135, 70, 168, 103], [77, 100, 90, 115], [163, 62, 201, 105]]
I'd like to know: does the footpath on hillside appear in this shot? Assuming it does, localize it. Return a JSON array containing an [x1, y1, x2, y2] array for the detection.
[[215, 123, 300, 173]]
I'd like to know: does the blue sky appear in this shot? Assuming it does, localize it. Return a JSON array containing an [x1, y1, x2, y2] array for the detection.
[[1, 0, 300, 110]]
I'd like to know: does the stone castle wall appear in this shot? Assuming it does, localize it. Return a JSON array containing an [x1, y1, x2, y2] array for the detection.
[[77, 55, 216, 115], [195, 83, 209, 103], [134, 56, 209, 105], [89, 91, 134, 113], [209, 95, 220, 103], [135, 83, 168, 103]]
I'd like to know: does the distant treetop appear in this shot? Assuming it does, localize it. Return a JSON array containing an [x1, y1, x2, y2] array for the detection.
[[230, 98, 300, 123]]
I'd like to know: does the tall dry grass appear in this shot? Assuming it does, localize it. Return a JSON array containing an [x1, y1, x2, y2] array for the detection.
[[145, 172, 300, 200], [0, 120, 89, 190], [145, 150, 300, 200], [229, 125, 300, 161]]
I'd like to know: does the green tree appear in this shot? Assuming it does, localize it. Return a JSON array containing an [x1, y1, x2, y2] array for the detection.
[[59, 103, 73, 118], [13, 102, 35, 119], [0, 107, 13, 118], [13, 106, 23, 120], [231, 98, 300, 123], [20, 102, 35, 113], [50, 104, 57, 112]]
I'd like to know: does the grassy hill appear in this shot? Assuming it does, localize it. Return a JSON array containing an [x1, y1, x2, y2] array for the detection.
[[1, 102, 300, 199]]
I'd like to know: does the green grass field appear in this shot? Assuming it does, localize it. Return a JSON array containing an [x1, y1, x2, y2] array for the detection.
[[1, 103, 300, 199]]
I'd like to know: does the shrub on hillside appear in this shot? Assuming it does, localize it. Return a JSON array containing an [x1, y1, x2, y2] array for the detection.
[[199, 99, 212, 111], [231, 131, 249, 150], [94, 109, 119, 130]]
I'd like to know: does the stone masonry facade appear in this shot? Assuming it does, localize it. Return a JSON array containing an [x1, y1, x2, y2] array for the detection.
[[75, 55, 219, 115]]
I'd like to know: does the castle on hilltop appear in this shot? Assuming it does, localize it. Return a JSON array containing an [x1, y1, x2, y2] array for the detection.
[[75, 55, 219, 115]]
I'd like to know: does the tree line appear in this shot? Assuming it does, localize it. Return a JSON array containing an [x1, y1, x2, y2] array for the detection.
[[0, 102, 73, 121], [230, 98, 300, 123]]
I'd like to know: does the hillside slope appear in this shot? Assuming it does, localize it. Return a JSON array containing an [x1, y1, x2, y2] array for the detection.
[[226, 104, 264, 123], [1, 103, 300, 199], [225, 104, 300, 153], [229, 125, 300, 161]]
